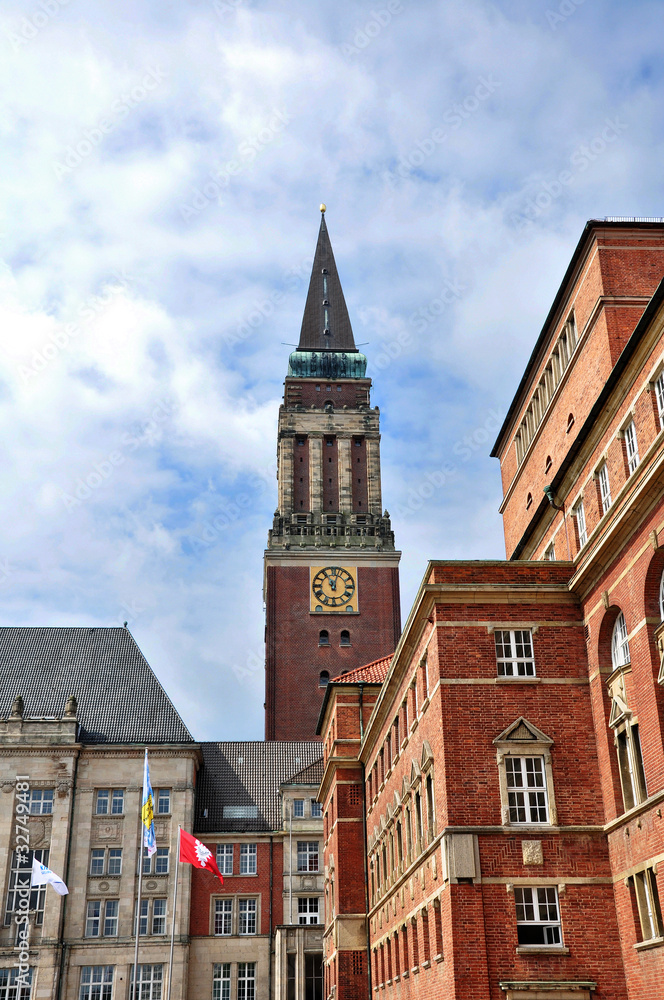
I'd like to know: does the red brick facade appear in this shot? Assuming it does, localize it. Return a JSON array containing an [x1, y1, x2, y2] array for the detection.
[[319, 221, 664, 1000]]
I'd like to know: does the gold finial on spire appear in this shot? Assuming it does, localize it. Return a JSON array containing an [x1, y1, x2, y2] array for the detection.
[[320, 203, 326, 213]]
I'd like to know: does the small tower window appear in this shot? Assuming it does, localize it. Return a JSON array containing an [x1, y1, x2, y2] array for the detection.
[[297, 438, 306, 446], [567, 413, 575, 433], [319, 671, 329, 688], [319, 630, 329, 647], [340, 630, 351, 647]]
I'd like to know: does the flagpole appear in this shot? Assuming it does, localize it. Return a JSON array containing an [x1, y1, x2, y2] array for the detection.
[[166, 826, 180, 1000], [133, 748, 147, 1000]]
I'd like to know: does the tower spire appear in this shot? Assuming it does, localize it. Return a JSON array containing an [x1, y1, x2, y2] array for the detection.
[[297, 209, 357, 353]]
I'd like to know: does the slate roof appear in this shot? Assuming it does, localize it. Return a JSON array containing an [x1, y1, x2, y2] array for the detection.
[[0, 627, 193, 745], [195, 742, 323, 834], [297, 213, 358, 353], [334, 655, 392, 685], [284, 758, 324, 786]]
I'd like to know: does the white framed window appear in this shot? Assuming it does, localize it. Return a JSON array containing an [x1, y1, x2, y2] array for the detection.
[[155, 848, 169, 875], [0, 968, 33, 1000], [86, 901, 101, 937], [90, 850, 105, 876], [108, 849, 122, 876], [79, 966, 113, 1000], [505, 757, 549, 823], [239, 898, 257, 935], [29, 789, 54, 815], [240, 844, 257, 875], [130, 965, 162, 1000], [298, 897, 320, 924], [624, 420, 639, 474], [611, 612, 630, 668], [293, 799, 304, 817], [213, 964, 231, 1000], [575, 500, 587, 548], [514, 886, 562, 946], [655, 371, 664, 429], [311, 800, 322, 818], [237, 963, 256, 1000], [152, 899, 167, 935], [214, 899, 232, 936], [495, 630, 535, 677], [633, 868, 664, 942], [156, 789, 170, 815], [103, 900, 118, 937], [90, 849, 122, 876], [617, 725, 647, 811], [4, 850, 48, 927], [598, 463, 611, 514], [216, 844, 233, 876], [95, 789, 124, 815], [544, 543, 555, 561], [297, 841, 319, 872]]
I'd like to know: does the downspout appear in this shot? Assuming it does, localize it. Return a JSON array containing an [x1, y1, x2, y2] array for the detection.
[[55, 740, 81, 1000], [358, 684, 372, 996], [268, 835, 274, 1000]]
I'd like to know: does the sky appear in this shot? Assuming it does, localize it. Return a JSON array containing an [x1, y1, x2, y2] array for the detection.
[[0, 0, 662, 741]]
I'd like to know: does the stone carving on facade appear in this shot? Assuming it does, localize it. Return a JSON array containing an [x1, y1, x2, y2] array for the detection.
[[10, 695, 24, 718], [63, 695, 77, 717]]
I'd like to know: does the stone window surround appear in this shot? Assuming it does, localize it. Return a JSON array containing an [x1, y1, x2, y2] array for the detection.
[[494, 719, 558, 828]]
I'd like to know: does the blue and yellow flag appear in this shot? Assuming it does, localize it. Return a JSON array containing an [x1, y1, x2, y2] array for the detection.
[[142, 749, 157, 857]]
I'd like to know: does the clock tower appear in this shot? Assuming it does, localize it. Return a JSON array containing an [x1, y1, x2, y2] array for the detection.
[[264, 209, 401, 740]]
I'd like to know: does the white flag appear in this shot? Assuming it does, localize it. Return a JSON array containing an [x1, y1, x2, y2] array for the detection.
[[31, 857, 68, 896]]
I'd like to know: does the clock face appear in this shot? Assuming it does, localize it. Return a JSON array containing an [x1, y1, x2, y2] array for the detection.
[[311, 566, 356, 609]]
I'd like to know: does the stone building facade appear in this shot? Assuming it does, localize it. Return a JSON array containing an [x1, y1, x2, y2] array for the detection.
[[318, 219, 664, 1000]]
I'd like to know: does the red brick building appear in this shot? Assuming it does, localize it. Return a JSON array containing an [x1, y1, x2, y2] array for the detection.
[[318, 219, 664, 1000]]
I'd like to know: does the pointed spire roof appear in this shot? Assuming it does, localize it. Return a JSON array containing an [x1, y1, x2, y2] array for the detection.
[[297, 209, 357, 353]]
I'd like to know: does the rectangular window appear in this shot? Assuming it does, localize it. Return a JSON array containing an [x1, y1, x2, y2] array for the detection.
[[214, 899, 232, 936], [0, 969, 33, 1000], [103, 900, 118, 937], [96, 789, 124, 815], [298, 897, 320, 924], [108, 849, 122, 876], [135, 899, 149, 937], [237, 963, 256, 1000], [239, 899, 257, 935], [95, 790, 109, 815], [152, 899, 167, 935], [311, 800, 322, 818], [79, 966, 113, 1000], [155, 848, 169, 875], [575, 501, 587, 548], [5, 850, 48, 927], [495, 629, 535, 677], [293, 799, 304, 818], [111, 790, 124, 814], [656, 371, 664, 429], [156, 789, 170, 815], [617, 724, 647, 812], [29, 789, 54, 815], [544, 543, 555, 561], [240, 844, 257, 875], [514, 886, 561, 945], [216, 844, 233, 876], [599, 463, 611, 514], [90, 849, 105, 876], [86, 901, 101, 938], [297, 841, 319, 872], [505, 757, 549, 823], [212, 964, 231, 1000], [130, 965, 162, 1000], [624, 420, 639, 474], [634, 868, 664, 942]]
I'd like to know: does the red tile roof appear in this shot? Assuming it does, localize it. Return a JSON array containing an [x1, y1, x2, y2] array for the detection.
[[334, 655, 392, 685]]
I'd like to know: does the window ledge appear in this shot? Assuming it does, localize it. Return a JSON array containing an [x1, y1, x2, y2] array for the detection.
[[422, 960, 431, 969], [516, 945, 569, 955], [434, 953, 444, 964], [496, 676, 541, 685], [421, 697, 430, 713], [393, 752, 400, 766], [634, 936, 664, 952], [401, 737, 409, 752], [401, 970, 409, 980], [412, 965, 420, 974], [410, 720, 419, 734]]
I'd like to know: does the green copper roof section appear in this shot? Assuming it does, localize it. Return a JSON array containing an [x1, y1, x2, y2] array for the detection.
[[297, 211, 357, 353], [288, 351, 367, 378]]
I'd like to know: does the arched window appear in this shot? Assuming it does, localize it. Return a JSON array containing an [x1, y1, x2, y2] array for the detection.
[[319, 671, 329, 688], [659, 570, 664, 620], [340, 630, 351, 646], [319, 630, 329, 647], [426, 773, 435, 839], [611, 612, 630, 668]]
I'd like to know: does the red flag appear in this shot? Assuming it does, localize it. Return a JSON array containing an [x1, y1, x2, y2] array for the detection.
[[179, 828, 224, 883]]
